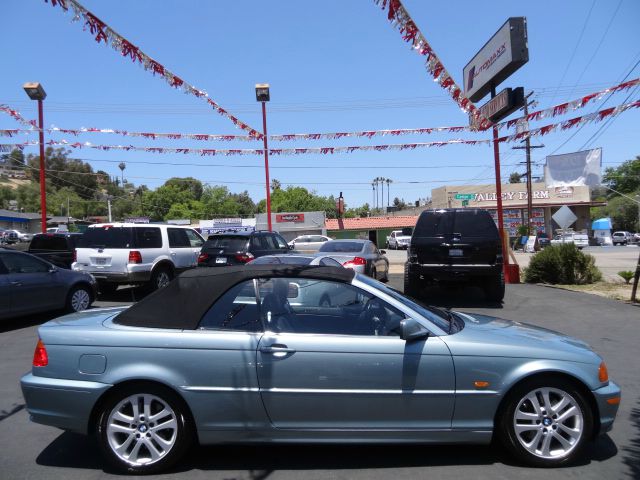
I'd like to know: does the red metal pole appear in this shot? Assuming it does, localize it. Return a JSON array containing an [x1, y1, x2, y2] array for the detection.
[[493, 124, 508, 274], [37, 99, 47, 233], [261, 102, 272, 232]]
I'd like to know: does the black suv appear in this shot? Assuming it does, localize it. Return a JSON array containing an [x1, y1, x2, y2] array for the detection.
[[198, 230, 290, 267], [28, 232, 83, 269], [404, 209, 504, 301]]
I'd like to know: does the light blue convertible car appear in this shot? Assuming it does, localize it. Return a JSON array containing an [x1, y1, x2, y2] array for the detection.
[[21, 265, 620, 474]]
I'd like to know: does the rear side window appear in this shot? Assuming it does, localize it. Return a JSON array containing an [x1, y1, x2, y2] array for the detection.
[[168, 228, 190, 248], [134, 227, 162, 248], [262, 235, 277, 250], [453, 211, 498, 238], [413, 211, 453, 237], [205, 235, 248, 251], [29, 236, 68, 250]]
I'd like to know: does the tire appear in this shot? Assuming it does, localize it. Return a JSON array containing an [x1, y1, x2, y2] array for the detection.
[[149, 266, 173, 291], [484, 272, 505, 302], [403, 265, 420, 298], [66, 284, 93, 313], [97, 384, 192, 474], [498, 377, 594, 467]]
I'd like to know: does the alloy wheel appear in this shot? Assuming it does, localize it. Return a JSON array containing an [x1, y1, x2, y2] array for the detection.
[[512, 387, 584, 460], [70, 288, 91, 311], [106, 393, 178, 467]]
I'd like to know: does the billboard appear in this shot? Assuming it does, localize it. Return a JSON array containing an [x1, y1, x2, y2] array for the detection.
[[544, 148, 602, 188], [463, 17, 528, 103]]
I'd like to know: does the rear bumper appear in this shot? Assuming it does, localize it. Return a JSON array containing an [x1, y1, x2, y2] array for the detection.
[[592, 381, 621, 435], [72, 263, 151, 284], [407, 262, 501, 282], [20, 373, 112, 434]]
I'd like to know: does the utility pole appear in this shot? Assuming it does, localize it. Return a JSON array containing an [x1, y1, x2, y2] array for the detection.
[[512, 92, 544, 236]]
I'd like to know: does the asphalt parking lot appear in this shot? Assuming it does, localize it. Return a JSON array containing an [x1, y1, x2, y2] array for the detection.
[[1, 273, 638, 480]]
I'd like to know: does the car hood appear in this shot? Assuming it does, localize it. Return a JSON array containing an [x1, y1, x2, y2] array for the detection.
[[442, 312, 601, 365]]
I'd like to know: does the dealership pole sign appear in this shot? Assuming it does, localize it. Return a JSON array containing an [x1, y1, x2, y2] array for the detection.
[[463, 17, 529, 103]]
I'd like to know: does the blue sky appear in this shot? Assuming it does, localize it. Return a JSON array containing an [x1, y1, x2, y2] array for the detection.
[[2, 0, 639, 209]]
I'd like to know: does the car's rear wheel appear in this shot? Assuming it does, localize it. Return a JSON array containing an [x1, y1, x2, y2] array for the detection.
[[97, 385, 192, 474], [150, 267, 173, 291], [66, 285, 92, 312], [499, 378, 593, 467]]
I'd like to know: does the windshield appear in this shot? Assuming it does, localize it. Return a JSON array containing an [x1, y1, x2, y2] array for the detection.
[[319, 241, 364, 253], [356, 274, 451, 332]]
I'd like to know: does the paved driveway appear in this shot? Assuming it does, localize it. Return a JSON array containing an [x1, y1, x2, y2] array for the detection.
[[0, 278, 638, 479]]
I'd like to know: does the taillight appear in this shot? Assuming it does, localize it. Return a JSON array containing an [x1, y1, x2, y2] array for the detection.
[[33, 339, 48, 367], [343, 256, 367, 267], [128, 250, 142, 264], [72, 248, 77, 263], [234, 252, 254, 263], [197, 252, 209, 264]]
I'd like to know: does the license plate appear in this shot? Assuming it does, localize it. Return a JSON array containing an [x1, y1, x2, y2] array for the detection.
[[449, 248, 463, 257], [95, 258, 107, 265], [215, 257, 227, 264]]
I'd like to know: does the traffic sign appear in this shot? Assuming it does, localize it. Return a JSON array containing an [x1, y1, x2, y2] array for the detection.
[[454, 193, 475, 200], [462, 200, 469, 207]]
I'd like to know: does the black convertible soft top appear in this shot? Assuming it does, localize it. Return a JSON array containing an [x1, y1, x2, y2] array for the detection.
[[114, 264, 355, 329]]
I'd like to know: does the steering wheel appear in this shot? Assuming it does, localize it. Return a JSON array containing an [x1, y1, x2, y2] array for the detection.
[[363, 298, 389, 335]]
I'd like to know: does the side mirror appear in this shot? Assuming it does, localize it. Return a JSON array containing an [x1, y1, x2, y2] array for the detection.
[[48, 266, 58, 273], [288, 244, 295, 250], [380, 250, 386, 255], [400, 318, 429, 342]]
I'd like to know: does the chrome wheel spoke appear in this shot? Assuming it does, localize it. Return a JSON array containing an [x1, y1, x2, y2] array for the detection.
[[114, 433, 136, 456], [540, 432, 553, 457], [515, 423, 538, 434], [525, 392, 543, 415], [515, 410, 539, 421], [553, 431, 574, 450], [557, 405, 578, 423], [150, 430, 173, 448], [109, 423, 135, 435], [145, 438, 163, 461], [551, 396, 570, 415], [154, 417, 177, 432]]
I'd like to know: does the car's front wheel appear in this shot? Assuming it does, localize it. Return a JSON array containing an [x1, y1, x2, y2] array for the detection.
[[97, 385, 192, 474], [499, 378, 593, 467]]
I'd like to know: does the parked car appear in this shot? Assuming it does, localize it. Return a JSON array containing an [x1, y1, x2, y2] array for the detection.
[[550, 232, 589, 249], [21, 265, 620, 474], [72, 223, 204, 293], [317, 239, 389, 281], [249, 253, 343, 267], [386, 229, 412, 249], [0, 248, 96, 319], [611, 231, 633, 246], [0, 228, 19, 244], [198, 230, 290, 267], [288, 235, 332, 252], [405, 209, 504, 301], [28, 232, 83, 269], [7, 229, 33, 242]]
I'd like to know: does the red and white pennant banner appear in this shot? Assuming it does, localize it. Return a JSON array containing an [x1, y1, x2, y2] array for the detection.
[[375, 0, 491, 130], [0, 129, 21, 138], [49, 127, 255, 142], [0, 105, 38, 129], [44, 0, 262, 138]]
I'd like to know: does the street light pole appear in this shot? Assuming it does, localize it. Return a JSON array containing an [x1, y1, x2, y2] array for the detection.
[[256, 84, 272, 231], [23, 82, 47, 233]]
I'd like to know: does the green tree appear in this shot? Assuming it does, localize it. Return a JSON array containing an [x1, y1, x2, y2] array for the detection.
[[603, 156, 640, 194], [257, 186, 338, 218], [591, 195, 639, 231], [163, 177, 204, 201], [0, 186, 16, 209], [509, 172, 523, 183]]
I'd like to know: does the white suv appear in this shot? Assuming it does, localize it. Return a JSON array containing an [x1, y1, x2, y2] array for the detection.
[[612, 231, 633, 246], [386, 230, 411, 249], [72, 223, 204, 292]]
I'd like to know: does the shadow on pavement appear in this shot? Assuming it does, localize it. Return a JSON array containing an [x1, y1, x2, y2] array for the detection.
[[622, 402, 640, 479], [96, 285, 150, 303], [36, 432, 617, 474], [415, 285, 505, 310]]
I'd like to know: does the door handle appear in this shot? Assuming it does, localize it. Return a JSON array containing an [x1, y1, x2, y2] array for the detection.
[[260, 344, 296, 354], [10, 281, 22, 287]]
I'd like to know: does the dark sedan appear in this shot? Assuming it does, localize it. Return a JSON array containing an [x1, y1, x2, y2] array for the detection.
[[0, 248, 97, 319], [318, 239, 389, 281]]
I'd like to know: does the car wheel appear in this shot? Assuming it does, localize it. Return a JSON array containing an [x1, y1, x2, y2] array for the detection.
[[97, 385, 192, 474], [66, 285, 93, 312], [499, 378, 593, 467], [484, 272, 505, 302], [150, 267, 173, 291]]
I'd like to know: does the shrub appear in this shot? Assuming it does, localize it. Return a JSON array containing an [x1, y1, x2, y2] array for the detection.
[[618, 270, 634, 284], [524, 243, 602, 285]]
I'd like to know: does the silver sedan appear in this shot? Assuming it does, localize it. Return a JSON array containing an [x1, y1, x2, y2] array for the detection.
[[317, 239, 389, 281]]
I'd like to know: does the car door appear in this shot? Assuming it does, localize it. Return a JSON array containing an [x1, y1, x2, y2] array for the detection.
[[185, 229, 204, 266], [256, 277, 455, 430], [0, 259, 11, 318], [0, 252, 66, 315], [167, 228, 194, 271]]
